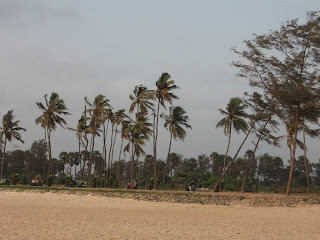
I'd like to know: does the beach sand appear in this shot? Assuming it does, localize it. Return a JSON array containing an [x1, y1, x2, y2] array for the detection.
[[0, 191, 319, 240]]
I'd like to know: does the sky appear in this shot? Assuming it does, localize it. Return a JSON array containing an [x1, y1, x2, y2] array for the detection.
[[0, 0, 320, 164]]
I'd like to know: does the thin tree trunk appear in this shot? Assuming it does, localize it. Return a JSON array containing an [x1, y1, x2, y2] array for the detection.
[[135, 147, 139, 180], [0, 138, 7, 180], [241, 116, 271, 192], [302, 118, 311, 194], [163, 131, 173, 184], [131, 142, 134, 181], [213, 103, 271, 192], [82, 140, 88, 181], [117, 138, 124, 187], [100, 122, 107, 181], [153, 101, 160, 189], [78, 139, 82, 179], [286, 108, 300, 195], [111, 125, 118, 176], [106, 125, 114, 181], [223, 125, 232, 171], [82, 104, 87, 181], [88, 130, 96, 182], [101, 119, 110, 187], [47, 128, 52, 176], [213, 120, 256, 192]]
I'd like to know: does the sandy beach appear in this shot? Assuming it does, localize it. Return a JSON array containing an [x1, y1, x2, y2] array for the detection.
[[0, 191, 319, 240]]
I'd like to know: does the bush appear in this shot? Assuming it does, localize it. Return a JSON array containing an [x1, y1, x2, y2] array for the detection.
[[21, 174, 28, 185], [10, 174, 20, 185], [47, 175, 55, 186], [55, 173, 68, 185]]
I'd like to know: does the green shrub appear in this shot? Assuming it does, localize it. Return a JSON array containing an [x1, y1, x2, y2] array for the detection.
[[46, 175, 55, 186], [10, 174, 20, 185]]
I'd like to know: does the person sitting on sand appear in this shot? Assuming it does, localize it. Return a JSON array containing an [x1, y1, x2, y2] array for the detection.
[[130, 180, 138, 190]]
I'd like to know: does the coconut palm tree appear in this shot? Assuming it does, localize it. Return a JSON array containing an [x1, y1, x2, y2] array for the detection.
[[161, 106, 191, 183], [153, 73, 179, 189], [106, 109, 127, 182], [134, 112, 152, 178], [85, 94, 110, 181], [216, 97, 248, 174], [0, 110, 26, 180], [67, 114, 90, 180], [36, 93, 69, 175], [129, 84, 155, 115], [124, 113, 151, 181]]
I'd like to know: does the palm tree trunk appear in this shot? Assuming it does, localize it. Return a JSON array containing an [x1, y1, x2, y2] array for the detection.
[[101, 120, 110, 187], [117, 138, 124, 186], [135, 148, 139, 180], [81, 139, 88, 181], [241, 116, 271, 192], [88, 131, 96, 182], [163, 131, 173, 184], [106, 125, 114, 181], [47, 128, 52, 176], [78, 139, 82, 178], [131, 142, 134, 181], [222, 124, 232, 176], [213, 119, 256, 192], [100, 122, 107, 181], [111, 125, 118, 176], [302, 119, 311, 194], [153, 101, 160, 189], [0, 138, 7, 180], [286, 108, 300, 195]]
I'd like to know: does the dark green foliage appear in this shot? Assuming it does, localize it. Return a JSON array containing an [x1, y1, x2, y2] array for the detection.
[[46, 175, 55, 186]]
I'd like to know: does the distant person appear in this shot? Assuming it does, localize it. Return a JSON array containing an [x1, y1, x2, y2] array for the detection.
[[126, 181, 131, 189], [130, 180, 138, 190]]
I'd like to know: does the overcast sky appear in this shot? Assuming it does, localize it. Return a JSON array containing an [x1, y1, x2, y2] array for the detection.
[[1, 0, 319, 163]]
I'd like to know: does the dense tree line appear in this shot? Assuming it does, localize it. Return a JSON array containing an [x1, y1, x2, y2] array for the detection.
[[1, 142, 320, 192]]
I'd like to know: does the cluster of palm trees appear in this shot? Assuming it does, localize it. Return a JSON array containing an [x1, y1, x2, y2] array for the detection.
[[30, 72, 191, 188]]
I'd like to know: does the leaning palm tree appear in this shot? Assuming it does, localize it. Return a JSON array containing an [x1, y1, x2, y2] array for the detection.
[[36, 93, 69, 175], [153, 73, 179, 189], [0, 110, 26, 180], [216, 97, 248, 174], [161, 106, 191, 183]]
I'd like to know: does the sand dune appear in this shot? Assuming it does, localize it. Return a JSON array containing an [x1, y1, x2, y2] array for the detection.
[[0, 191, 319, 239]]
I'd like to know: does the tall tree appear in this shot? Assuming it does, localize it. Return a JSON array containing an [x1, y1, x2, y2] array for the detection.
[[216, 97, 248, 176], [117, 119, 130, 185], [36, 93, 69, 175], [153, 73, 179, 189], [68, 114, 89, 180], [0, 110, 26, 180], [85, 94, 109, 182], [232, 12, 320, 194], [161, 106, 191, 183]]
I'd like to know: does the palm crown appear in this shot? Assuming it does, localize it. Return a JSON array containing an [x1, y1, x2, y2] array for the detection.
[[162, 106, 192, 141], [156, 73, 179, 108], [35, 92, 70, 131], [216, 97, 248, 135], [129, 84, 155, 114]]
